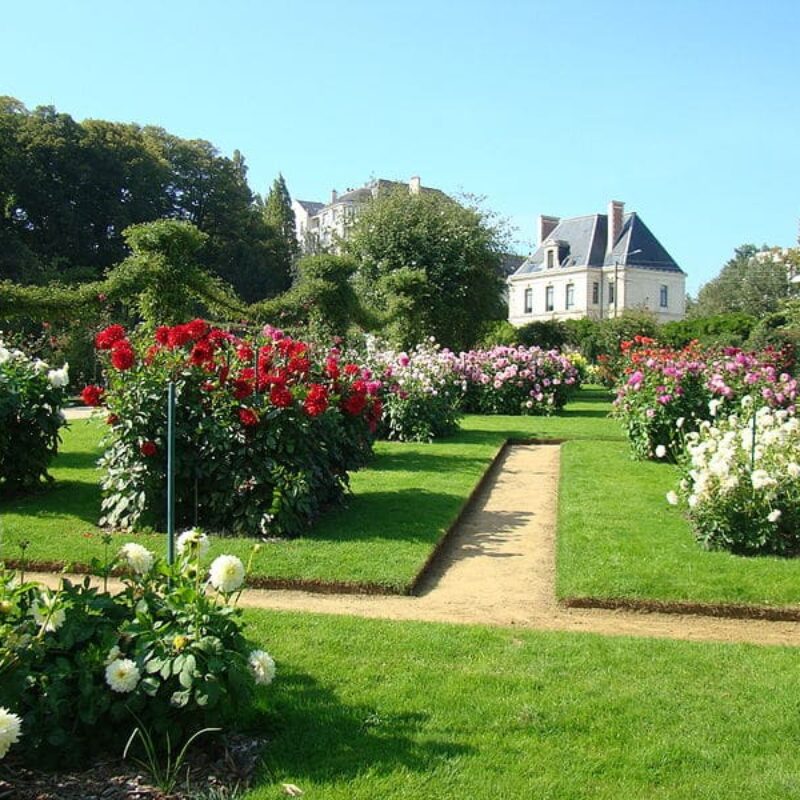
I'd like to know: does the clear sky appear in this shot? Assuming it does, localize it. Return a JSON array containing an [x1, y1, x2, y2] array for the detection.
[[3, 0, 799, 293]]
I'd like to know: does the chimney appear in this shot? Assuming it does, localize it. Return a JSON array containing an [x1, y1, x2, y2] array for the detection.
[[409, 176, 421, 195], [331, 189, 338, 204], [607, 200, 624, 256], [538, 215, 560, 244]]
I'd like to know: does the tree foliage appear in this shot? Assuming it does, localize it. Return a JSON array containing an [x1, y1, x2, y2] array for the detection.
[[0, 96, 287, 301], [262, 172, 299, 278], [691, 244, 791, 318], [345, 188, 507, 350]]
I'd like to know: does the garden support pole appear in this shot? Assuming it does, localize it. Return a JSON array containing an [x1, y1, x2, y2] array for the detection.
[[167, 380, 176, 566], [751, 408, 757, 471]]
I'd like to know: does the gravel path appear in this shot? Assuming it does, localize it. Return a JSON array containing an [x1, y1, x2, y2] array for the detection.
[[29, 444, 800, 647]]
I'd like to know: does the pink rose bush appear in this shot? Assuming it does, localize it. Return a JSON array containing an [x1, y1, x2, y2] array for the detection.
[[613, 337, 796, 460], [456, 345, 580, 415], [85, 322, 382, 536], [364, 337, 463, 441]]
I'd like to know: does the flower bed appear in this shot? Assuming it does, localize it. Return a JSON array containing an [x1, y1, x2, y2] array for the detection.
[[457, 345, 580, 415], [669, 400, 800, 555], [84, 322, 382, 536], [0, 338, 69, 493], [0, 533, 273, 769], [613, 337, 797, 459], [364, 337, 463, 442]]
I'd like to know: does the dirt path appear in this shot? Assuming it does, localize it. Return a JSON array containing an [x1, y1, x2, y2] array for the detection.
[[29, 444, 800, 647]]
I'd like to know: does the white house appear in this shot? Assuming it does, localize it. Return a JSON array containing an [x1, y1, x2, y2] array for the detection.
[[291, 176, 439, 254], [508, 201, 686, 325]]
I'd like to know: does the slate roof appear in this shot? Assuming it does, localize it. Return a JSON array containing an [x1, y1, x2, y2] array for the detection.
[[295, 200, 325, 215], [513, 212, 683, 276]]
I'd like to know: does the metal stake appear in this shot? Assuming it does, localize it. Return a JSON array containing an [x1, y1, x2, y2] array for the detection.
[[166, 380, 176, 566]]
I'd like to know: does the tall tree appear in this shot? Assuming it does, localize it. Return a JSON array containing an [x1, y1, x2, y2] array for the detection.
[[346, 187, 507, 350], [261, 173, 298, 286], [691, 244, 791, 318]]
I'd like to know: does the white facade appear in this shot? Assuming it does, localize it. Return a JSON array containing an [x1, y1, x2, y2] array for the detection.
[[507, 201, 686, 325]]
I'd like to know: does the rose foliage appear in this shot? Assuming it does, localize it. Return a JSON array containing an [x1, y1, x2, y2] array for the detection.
[[613, 337, 797, 459], [456, 345, 580, 415], [0, 535, 273, 768], [671, 400, 800, 555], [0, 337, 69, 493], [87, 322, 382, 536]]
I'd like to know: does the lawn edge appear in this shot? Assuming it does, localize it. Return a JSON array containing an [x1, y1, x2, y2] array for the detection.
[[560, 595, 800, 621]]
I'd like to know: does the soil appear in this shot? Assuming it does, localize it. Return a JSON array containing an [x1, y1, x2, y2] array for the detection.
[[29, 445, 800, 647]]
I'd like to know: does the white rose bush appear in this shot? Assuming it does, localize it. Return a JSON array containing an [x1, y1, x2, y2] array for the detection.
[[0, 336, 69, 493], [0, 531, 275, 768], [670, 400, 800, 555]]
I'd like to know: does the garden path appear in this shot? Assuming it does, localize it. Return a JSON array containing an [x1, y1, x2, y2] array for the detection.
[[31, 443, 800, 647]]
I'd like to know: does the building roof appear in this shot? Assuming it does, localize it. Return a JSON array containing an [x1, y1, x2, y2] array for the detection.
[[295, 200, 325, 215], [513, 211, 683, 276]]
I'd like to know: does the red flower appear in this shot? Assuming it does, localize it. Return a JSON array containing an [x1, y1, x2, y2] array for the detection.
[[288, 356, 310, 374], [110, 340, 135, 370], [232, 377, 254, 400], [325, 356, 340, 380], [270, 384, 293, 408], [155, 326, 171, 345], [201, 381, 216, 392], [367, 398, 383, 432], [95, 324, 126, 351], [238, 407, 259, 427], [140, 440, 157, 457], [143, 344, 160, 366], [185, 319, 208, 340], [304, 384, 329, 417], [341, 393, 367, 416], [237, 344, 254, 362], [343, 363, 360, 376], [207, 328, 229, 346], [189, 339, 215, 367], [167, 325, 192, 348], [81, 384, 105, 407], [106, 414, 119, 425]]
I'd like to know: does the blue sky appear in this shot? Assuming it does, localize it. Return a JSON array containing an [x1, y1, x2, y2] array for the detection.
[[3, 0, 799, 293]]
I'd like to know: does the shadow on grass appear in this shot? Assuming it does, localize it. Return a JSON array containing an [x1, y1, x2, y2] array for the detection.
[[259, 668, 472, 785], [51, 451, 101, 472], [3, 480, 101, 525], [310, 489, 464, 544], [558, 408, 611, 419], [372, 451, 491, 473]]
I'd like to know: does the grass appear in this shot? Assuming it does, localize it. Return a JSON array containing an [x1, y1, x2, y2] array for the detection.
[[239, 610, 800, 799], [0, 388, 620, 592], [557, 438, 800, 609]]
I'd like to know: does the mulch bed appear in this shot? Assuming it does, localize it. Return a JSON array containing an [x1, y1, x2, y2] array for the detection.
[[1, 734, 266, 800]]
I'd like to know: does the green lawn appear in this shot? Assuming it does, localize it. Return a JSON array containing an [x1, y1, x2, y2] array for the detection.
[[240, 610, 800, 799], [557, 439, 800, 609], [0, 388, 620, 592]]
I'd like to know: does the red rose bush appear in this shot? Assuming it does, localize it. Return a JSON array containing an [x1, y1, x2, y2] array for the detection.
[[85, 322, 382, 536]]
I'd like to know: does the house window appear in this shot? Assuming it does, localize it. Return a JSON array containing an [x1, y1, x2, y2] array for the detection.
[[608, 281, 615, 305], [660, 285, 668, 308], [545, 286, 554, 312], [565, 284, 575, 310], [592, 281, 599, 305], [546, 250, 555, 269], [524, 287, 533, 314]]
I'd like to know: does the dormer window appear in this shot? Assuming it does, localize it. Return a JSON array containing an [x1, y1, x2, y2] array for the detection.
[[546, 250, 555, 269]]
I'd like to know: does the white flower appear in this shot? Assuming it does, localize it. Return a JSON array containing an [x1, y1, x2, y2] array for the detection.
[[248, 649, 276, 686], [676, 417, 685, 429], [751, 470, 776, 490], [0, 707, 22, 759], [177, 528, 210, 559], [29, 593, 66, 633], [0, 347, 9, 366], [666, 490, 678, 506], [767, 509, 782, 523], [688, 494, 699, 508], [209, 555, 245, 593], [105, 658, 140, 693], [788, 463, 800, 479], [708, 399, 722, 417], [105, 645, 121, 665], [47, 363, 69, 388], [655, 445, 667, 459], [120, 542, 154, 575]]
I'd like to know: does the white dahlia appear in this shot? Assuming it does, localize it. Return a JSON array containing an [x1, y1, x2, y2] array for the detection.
[[0, 707, 22, 759], [209, 555, 245, 593], [177, 527, 210, 559], [105, 658, 140, 693], [249, 650, 276, 686], [120, 542, 155, 575], [29, 593, 66, 633]]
